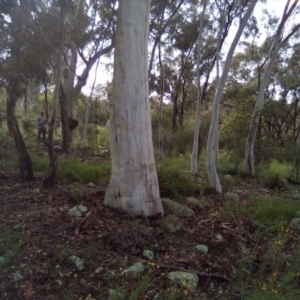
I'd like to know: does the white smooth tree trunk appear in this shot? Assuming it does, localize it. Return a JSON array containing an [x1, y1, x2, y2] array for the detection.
[[104, 0, 164, 217], [158, 40, 164, 159], [245, 0, 300, 175], [206, 0, 258, 193], [80, 58, 100, 149], [190, 0, 207, 175]]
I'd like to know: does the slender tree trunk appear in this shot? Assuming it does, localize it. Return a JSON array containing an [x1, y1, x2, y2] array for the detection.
[[43, 3, 65, 187], [172, 95, 178, 133], [206, 0, 258, 192], [59, 86, 71, 153], [44, 83, 49, 122], [190, 0, 207, 174], [104, 0, 164, 217], [81, 58, 101, 148], [245, 0, 300, 175], [6, 82, 34, 180], [158, 40, 164, 159], [24, 85, 27, 116]]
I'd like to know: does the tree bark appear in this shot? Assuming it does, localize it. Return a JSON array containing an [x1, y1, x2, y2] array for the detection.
[[104, 0, 164, 217], [6, 81, 34, 180], [206, 0, 258, 193], [43, 3, 65, 187], [245, 0, 300, 175]]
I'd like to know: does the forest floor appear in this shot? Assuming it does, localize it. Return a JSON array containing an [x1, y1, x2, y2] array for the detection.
[[1, 154, 300, 299]]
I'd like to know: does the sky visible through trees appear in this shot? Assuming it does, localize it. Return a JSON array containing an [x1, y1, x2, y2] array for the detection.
[[82, 0, 287, 95]]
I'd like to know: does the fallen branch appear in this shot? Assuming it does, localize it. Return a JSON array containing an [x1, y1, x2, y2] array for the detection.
[[157, 263, 230, 282]]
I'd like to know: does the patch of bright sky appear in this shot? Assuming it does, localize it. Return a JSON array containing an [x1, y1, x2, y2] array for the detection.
[[82, 0, 288, 96]]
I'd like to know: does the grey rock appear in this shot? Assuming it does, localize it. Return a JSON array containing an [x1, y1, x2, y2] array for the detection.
[[289, 218, 300, 234], [259, 188, 269, 193], [68, 255, 85, 271], [87, 182, 96, 188], [186, 197, 206, 207], [161, 214, 183, 234], [293, 194, 300, 200], [196, 244, 208, 254], [222, 175, 234, 185], [215, 233, 223, 240], [143, 250, 154, 260], [121, 262, 144, 278], [162, 198, 194, 217], [167, 271, 199, 291], [95, 267, 104, 274], [13, 272, 24, 282], [224, 192, 239, 201], [69, 205, 88, 217]]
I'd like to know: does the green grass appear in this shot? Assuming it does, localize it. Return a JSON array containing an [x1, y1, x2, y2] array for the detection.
[[223, 194, 300, 233], [228, 236, 300, 300], [33, 157, 111, 183], [0, 225, 27, 270]]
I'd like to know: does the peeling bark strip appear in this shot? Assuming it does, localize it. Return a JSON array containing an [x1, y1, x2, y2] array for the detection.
[[104, 0, 164, 217]]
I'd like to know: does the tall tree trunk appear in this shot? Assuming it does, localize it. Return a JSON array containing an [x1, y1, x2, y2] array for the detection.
[[6, 81, 34, 180], [158, 39, 164, 159], [190, 0, 207, 174], [59, 86, 71, 153], [245, 0, 300, 175], [172, 95, 178, 133], [80, 58, 100, 149], [206, 0, 258, 193], [104, 0, 164, 217], [43, 3, 65, 187]]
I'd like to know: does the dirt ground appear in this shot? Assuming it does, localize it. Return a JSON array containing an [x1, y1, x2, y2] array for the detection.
[[0, 172, 299, 300]]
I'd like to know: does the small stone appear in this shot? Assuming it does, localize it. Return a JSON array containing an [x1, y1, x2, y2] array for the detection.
[[68, 255, 85, 271], [215, 233, 223, 240], [87, 182, 96, 188], [224, 192, 239, 201], [95, 267, 104, 274], [196, 244, 208, 254], [289, 218, 300, 234], [186, 197, 206, 207], [293, 194, 300, 200], [121, 262, 144, 278], [69, 205, 88, 217], [55, 279, 63, 286], [161, 214, 183, 234], [259, 188, 269, 193], [13, 272, 24, 282], [143, 250, 154, 260], [162, 198, 194, 217], [167, 271, 199, 291]]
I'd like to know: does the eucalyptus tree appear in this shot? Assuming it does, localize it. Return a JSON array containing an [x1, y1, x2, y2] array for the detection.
[[0, 0, 52, 180], [245, 0, 300, 176], [190, 0, 250, 174], [43, 0, 69, 187], [104, 0, 164, 217], [206, 0, 258, 192], [59, 0, 116, 153]]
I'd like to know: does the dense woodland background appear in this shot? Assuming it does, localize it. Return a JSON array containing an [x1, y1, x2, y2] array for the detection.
[[1, 1, 300, 299], [1, 0, 300, 185]]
